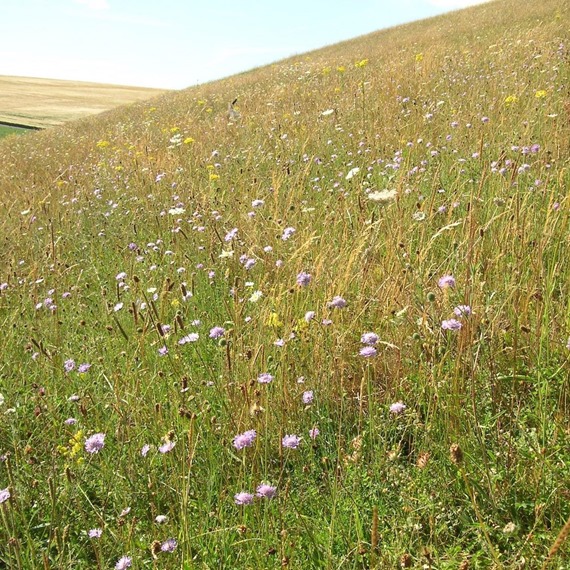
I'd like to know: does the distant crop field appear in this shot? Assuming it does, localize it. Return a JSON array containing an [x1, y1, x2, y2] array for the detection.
[[0, 76, 168, 128]]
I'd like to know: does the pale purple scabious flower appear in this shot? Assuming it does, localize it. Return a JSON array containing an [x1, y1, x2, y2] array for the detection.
[[281, 227, 296, 240], [178, 333, 199, 344], [274, 338, 285, 347], [158, 346, 168, 356], [302, 390, 314, 404], [128, 242, 138, 251], [256, 484, 277, 499], [64, 418, 77, 425], [442, 319, 462, 331], [88, 528, 102, 539], [438, 275, 456, 289], [233, 430, 256, 450], [116, 272, 127, 281], [0, 283, 8, 291], [159, 440, 175, 454], [85, 433, 105, 454], [481, 116, 490, 123], [258, 372, 274, 384], [0, 488, 10, 504], [322, 319, 333, 326], [64, 359, 76, 372], [114, 302, 124, 312], [309, 427, 320, 440], [161, 538, 177, 552], [282, 434, 301, 449], [453, 305, 471, 317], [389, 401, 407, 414], [225, 228, 238, 241], [296, 272, 311, 287], [361, 332, 379, 345], [359, 346, 377, 358], [209, 326, 225, 339], [275, 259, 284, 268], [141, 444, 150, 457], [115, 556, 132, 570], [252, 199, 265, 208], [78, 363, 91, 373], [234, 492, 254, 505], [328, 296, 347, 309], [304, 311, 316, 322]]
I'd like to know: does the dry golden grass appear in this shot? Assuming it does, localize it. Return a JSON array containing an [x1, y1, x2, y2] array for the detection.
[[0, 75, 168, 128]]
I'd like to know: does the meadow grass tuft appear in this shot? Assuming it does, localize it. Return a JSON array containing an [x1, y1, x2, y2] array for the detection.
[[0, 0, 569, 567]]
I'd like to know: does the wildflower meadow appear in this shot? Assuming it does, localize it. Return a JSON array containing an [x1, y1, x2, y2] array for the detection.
[[0, 0, 569, 567]]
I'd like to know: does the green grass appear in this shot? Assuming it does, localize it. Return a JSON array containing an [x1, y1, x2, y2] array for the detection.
[[0, 125, 27, 139], [0, 0, 569, 568]]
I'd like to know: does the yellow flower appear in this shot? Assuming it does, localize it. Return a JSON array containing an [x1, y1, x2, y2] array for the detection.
[[209, 173, 219, 181], [96, 140, 110, 148], [336, 65, 345, 73], [183, 137, 195, 144], [535, 90, 547, 99], [266, 312, 283, 328], [504, 95, 518, 106], [322, 66, 331, 75], [354, 59, 369, 68], [197, 99, 206, 106], [415, 53, 424, 62], [170, 127, 179, 133]]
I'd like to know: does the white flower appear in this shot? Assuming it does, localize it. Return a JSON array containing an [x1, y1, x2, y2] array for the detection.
[[168, 207, 185, 215], [345, 167, 360, 180], [249, 290, 263, 303], [219, 249, 234, 259], [412, 211, 426, 221], [321, 109, 334, 116], [368, 189, 397, 203]]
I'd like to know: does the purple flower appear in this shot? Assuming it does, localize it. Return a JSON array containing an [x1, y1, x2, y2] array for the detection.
[[453, 305, 471, 317], [441, 319, 462, 331], [64, 359, 76, 372], [178, 333, 199, 344], [304, 310, 316, 322], [438, 275, 456, 289], [141, 444, 151, 457], [224, 228, 238, 241], [359, 346, 377, 358], [161, 538, 177, 552], [282, 434, 301, 449], [481, 116, 490, 123], [159, 440, 175, 454], [296, 272, 312, 287], [233, 430, 257, 450], [209, 326, 225, 339], [281, 227, 296, 240], [234, 492, 254, 505], [309, 427, 320, 440], [328, 296, 347, 309], [0, 488, 10, 504], [302, 390, 314, 404], [252, 199, 265, 208], [360, 332, 379, 345], [78, 363, 91, 373], [88, 528, 102, 539], [274, 338, 285, 347], [64, 418, 78, 425], [158, 346, 168, 356], [85, 433, 105, 454], [256, 484, 277, 499], [258, 372, 274, 384], [115, 556, 132, 570], [389, 401, 406, 414]]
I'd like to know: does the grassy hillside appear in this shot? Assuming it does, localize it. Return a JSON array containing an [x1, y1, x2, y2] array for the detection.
[[0, 0, 569, 568], [0, 76, 167, 128]]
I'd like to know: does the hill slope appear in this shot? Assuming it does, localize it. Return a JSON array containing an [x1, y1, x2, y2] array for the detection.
[[0, 0, 569, 568], [0, 75, 167, 128]]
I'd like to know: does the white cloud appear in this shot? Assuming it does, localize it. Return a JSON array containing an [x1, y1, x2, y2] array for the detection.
[[426, 0, 492, 7], [73, 0, 109, 10]]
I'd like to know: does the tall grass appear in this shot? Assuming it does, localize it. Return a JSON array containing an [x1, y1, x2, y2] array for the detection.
[[0, 0, 569, 567]]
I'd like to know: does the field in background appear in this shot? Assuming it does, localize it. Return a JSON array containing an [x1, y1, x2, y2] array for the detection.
[[0, 0, 569, 568], [0, 76, 167, 128]]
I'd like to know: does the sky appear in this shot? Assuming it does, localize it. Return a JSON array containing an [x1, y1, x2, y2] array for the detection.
[[1, 0, 493, 90]]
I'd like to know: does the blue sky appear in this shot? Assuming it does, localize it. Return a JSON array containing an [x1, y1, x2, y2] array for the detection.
[[1, 0, 492, 89]]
